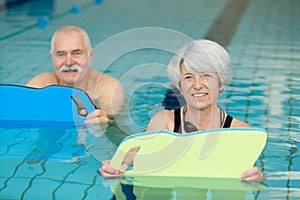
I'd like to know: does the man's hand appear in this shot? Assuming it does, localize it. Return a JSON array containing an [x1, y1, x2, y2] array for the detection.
[[80, 109, 109, 125]]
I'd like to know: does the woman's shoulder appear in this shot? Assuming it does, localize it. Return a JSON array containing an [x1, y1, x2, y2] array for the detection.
[[146, 109, 177, 132], [155, 109, 175, 116], [231, 117, 250, 128]]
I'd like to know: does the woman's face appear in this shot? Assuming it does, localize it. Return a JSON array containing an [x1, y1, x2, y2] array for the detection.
[[180, 63, 223, 110]]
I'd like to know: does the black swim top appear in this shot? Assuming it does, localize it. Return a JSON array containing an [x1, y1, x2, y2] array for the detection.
[[173, 107, 233, 133]]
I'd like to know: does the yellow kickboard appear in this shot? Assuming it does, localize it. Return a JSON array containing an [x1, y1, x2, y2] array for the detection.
[[110, 128, 267, 178]]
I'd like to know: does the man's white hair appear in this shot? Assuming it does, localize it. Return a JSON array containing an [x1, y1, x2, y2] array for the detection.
[[50, 25, 91, 54]]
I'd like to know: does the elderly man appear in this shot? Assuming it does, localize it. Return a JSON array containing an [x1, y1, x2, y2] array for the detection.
[[26, 25, 124, 125]]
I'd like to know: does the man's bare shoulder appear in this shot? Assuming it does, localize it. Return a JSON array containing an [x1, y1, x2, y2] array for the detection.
[[89, 70, 124, 116], [26, 72, 58, 88], [92, 70, 123, 94], [92, 70, 120, 84]]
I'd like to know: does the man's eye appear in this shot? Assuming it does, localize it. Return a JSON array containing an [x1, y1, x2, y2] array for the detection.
[[56, 53, 65, 57], [72, 52, 83, 58]]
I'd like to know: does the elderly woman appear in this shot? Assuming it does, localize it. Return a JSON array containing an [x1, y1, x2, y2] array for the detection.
[[100, 40, 265, 183]]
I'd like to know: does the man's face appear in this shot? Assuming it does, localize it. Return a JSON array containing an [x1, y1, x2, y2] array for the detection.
[[51, 31, 91, 85]]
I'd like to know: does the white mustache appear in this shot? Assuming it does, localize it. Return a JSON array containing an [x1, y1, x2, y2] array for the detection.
[[58, 65, 83, 73]]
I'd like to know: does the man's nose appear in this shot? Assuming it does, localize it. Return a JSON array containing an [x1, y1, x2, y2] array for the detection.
[[65, 54, 75, 66]]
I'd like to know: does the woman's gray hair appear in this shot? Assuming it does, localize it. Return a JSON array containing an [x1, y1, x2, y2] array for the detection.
[[167, 40, 231, 90], [50, 25, 91, 54]]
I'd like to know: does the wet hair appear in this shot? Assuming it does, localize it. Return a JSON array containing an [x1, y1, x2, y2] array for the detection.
[[50, 25, 91, 54], [167, 40, 231, 91]]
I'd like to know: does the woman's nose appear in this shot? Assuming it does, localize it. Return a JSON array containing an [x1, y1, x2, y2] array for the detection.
[[193, 76, 204, 89]]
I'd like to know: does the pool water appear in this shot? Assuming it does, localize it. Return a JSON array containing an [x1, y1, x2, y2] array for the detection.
[[1, 0, 300, 199]]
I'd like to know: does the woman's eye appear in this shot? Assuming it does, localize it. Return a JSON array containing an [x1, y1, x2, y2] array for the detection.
[[202, 73, 211, 78], [183, 75, 193, 80]]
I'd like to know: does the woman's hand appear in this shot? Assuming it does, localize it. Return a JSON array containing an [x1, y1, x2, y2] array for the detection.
[[242, 166, 265, 183], [99, 160, 128, 178]]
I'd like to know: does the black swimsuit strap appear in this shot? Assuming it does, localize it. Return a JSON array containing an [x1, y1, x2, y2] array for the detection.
[[173, 108, 181, 133], [174, 107, 233, 131], [223, 114, 233, 128]]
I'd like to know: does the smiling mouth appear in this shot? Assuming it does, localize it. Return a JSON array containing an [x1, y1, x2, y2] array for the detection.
[[192, 93, 207, 97], [62, 69, 78, 72]]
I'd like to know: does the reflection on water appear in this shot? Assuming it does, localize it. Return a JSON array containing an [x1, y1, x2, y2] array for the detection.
[[108, 176, 266, 200], [0, 128, 88, 163]]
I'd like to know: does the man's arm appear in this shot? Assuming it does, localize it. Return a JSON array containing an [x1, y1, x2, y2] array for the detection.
[[97, 76, 125, 118]]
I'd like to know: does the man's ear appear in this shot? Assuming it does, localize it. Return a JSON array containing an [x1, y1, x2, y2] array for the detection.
[[90, 48, 94, 59], [89, 48, 94, 65]]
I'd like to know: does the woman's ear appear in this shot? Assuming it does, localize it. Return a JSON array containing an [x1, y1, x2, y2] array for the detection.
[[219, 84, 225, 93], [179, 81, 183, 94]]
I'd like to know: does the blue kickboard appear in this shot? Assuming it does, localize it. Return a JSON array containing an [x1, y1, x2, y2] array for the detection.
[[0, 84, 96, 129]]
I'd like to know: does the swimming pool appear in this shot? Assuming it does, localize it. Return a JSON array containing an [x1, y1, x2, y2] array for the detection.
[[0, 0, 299, 199]]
